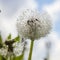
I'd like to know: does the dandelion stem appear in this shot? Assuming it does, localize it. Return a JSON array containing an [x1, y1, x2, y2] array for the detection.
[[28, 40, 34, 60]]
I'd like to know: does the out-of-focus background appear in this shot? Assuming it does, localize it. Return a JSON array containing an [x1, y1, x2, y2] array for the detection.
[[0, 0, 60, 60]]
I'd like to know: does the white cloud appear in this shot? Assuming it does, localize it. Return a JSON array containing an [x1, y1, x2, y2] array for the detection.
[[0, 0, 37, 40], [42, 0, 60, 22], [21, 0, 37, 9], [47, 31, 60, 60], [0, 18, 17, 41], [0, 0, 37, 18]]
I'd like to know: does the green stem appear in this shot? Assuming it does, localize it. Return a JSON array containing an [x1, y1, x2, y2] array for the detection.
[[6, 56, 13, 60], [10, 56, 12, 60], [10, 55, 15, 60], [0, 55, 6, 60], [28, 40, 34, 60]]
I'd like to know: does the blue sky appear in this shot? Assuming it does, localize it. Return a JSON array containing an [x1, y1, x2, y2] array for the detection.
[[35, 0, 60, 36], [37, 0, 54, 8], [0, 0, 60, 60], [37, 0, 60, 36]]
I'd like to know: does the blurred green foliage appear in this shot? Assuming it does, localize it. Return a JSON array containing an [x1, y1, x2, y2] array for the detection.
[[7, 34, 11, 40], [0, 34, 24, 60], [14, 35, 20, 42]]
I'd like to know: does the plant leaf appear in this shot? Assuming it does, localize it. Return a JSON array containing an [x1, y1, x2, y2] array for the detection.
[[14, 54, 24, 60], [7, 34, 11, 40], [0, 34, 2, 43], [2, 56, 6, 60], [0, 55, 2, 60], [0, 55, 6, 60], [14, 35, 20, 42]]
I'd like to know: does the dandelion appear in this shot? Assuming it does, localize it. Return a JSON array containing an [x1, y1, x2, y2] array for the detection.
[[0, 47, 7, 57], [16, 9, 52, 40], [0, 39, 26, 60], [13, 41, 25, 56], [0, 40, 15, 58], [16, 9, 52, 60]]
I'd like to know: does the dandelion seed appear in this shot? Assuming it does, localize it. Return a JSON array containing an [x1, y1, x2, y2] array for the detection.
[[13, 41, 25, 56]]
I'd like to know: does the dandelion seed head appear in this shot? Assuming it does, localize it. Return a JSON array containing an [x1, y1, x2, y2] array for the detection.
[[13, 41, 24, 56], [0, 48, 7, 57], [0, 38, 26, 57], [17, 9, 52, 40]]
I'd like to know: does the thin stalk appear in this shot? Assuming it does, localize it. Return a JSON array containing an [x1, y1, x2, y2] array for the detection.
[[28, 40, 34, 60], [0, 55, 2, 60], [44, 42, 51, 60], [6, 56, 10, 60], [10, 55, 13, 60], [10, 54, 15, 60], [6, 55, 13, 60]]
